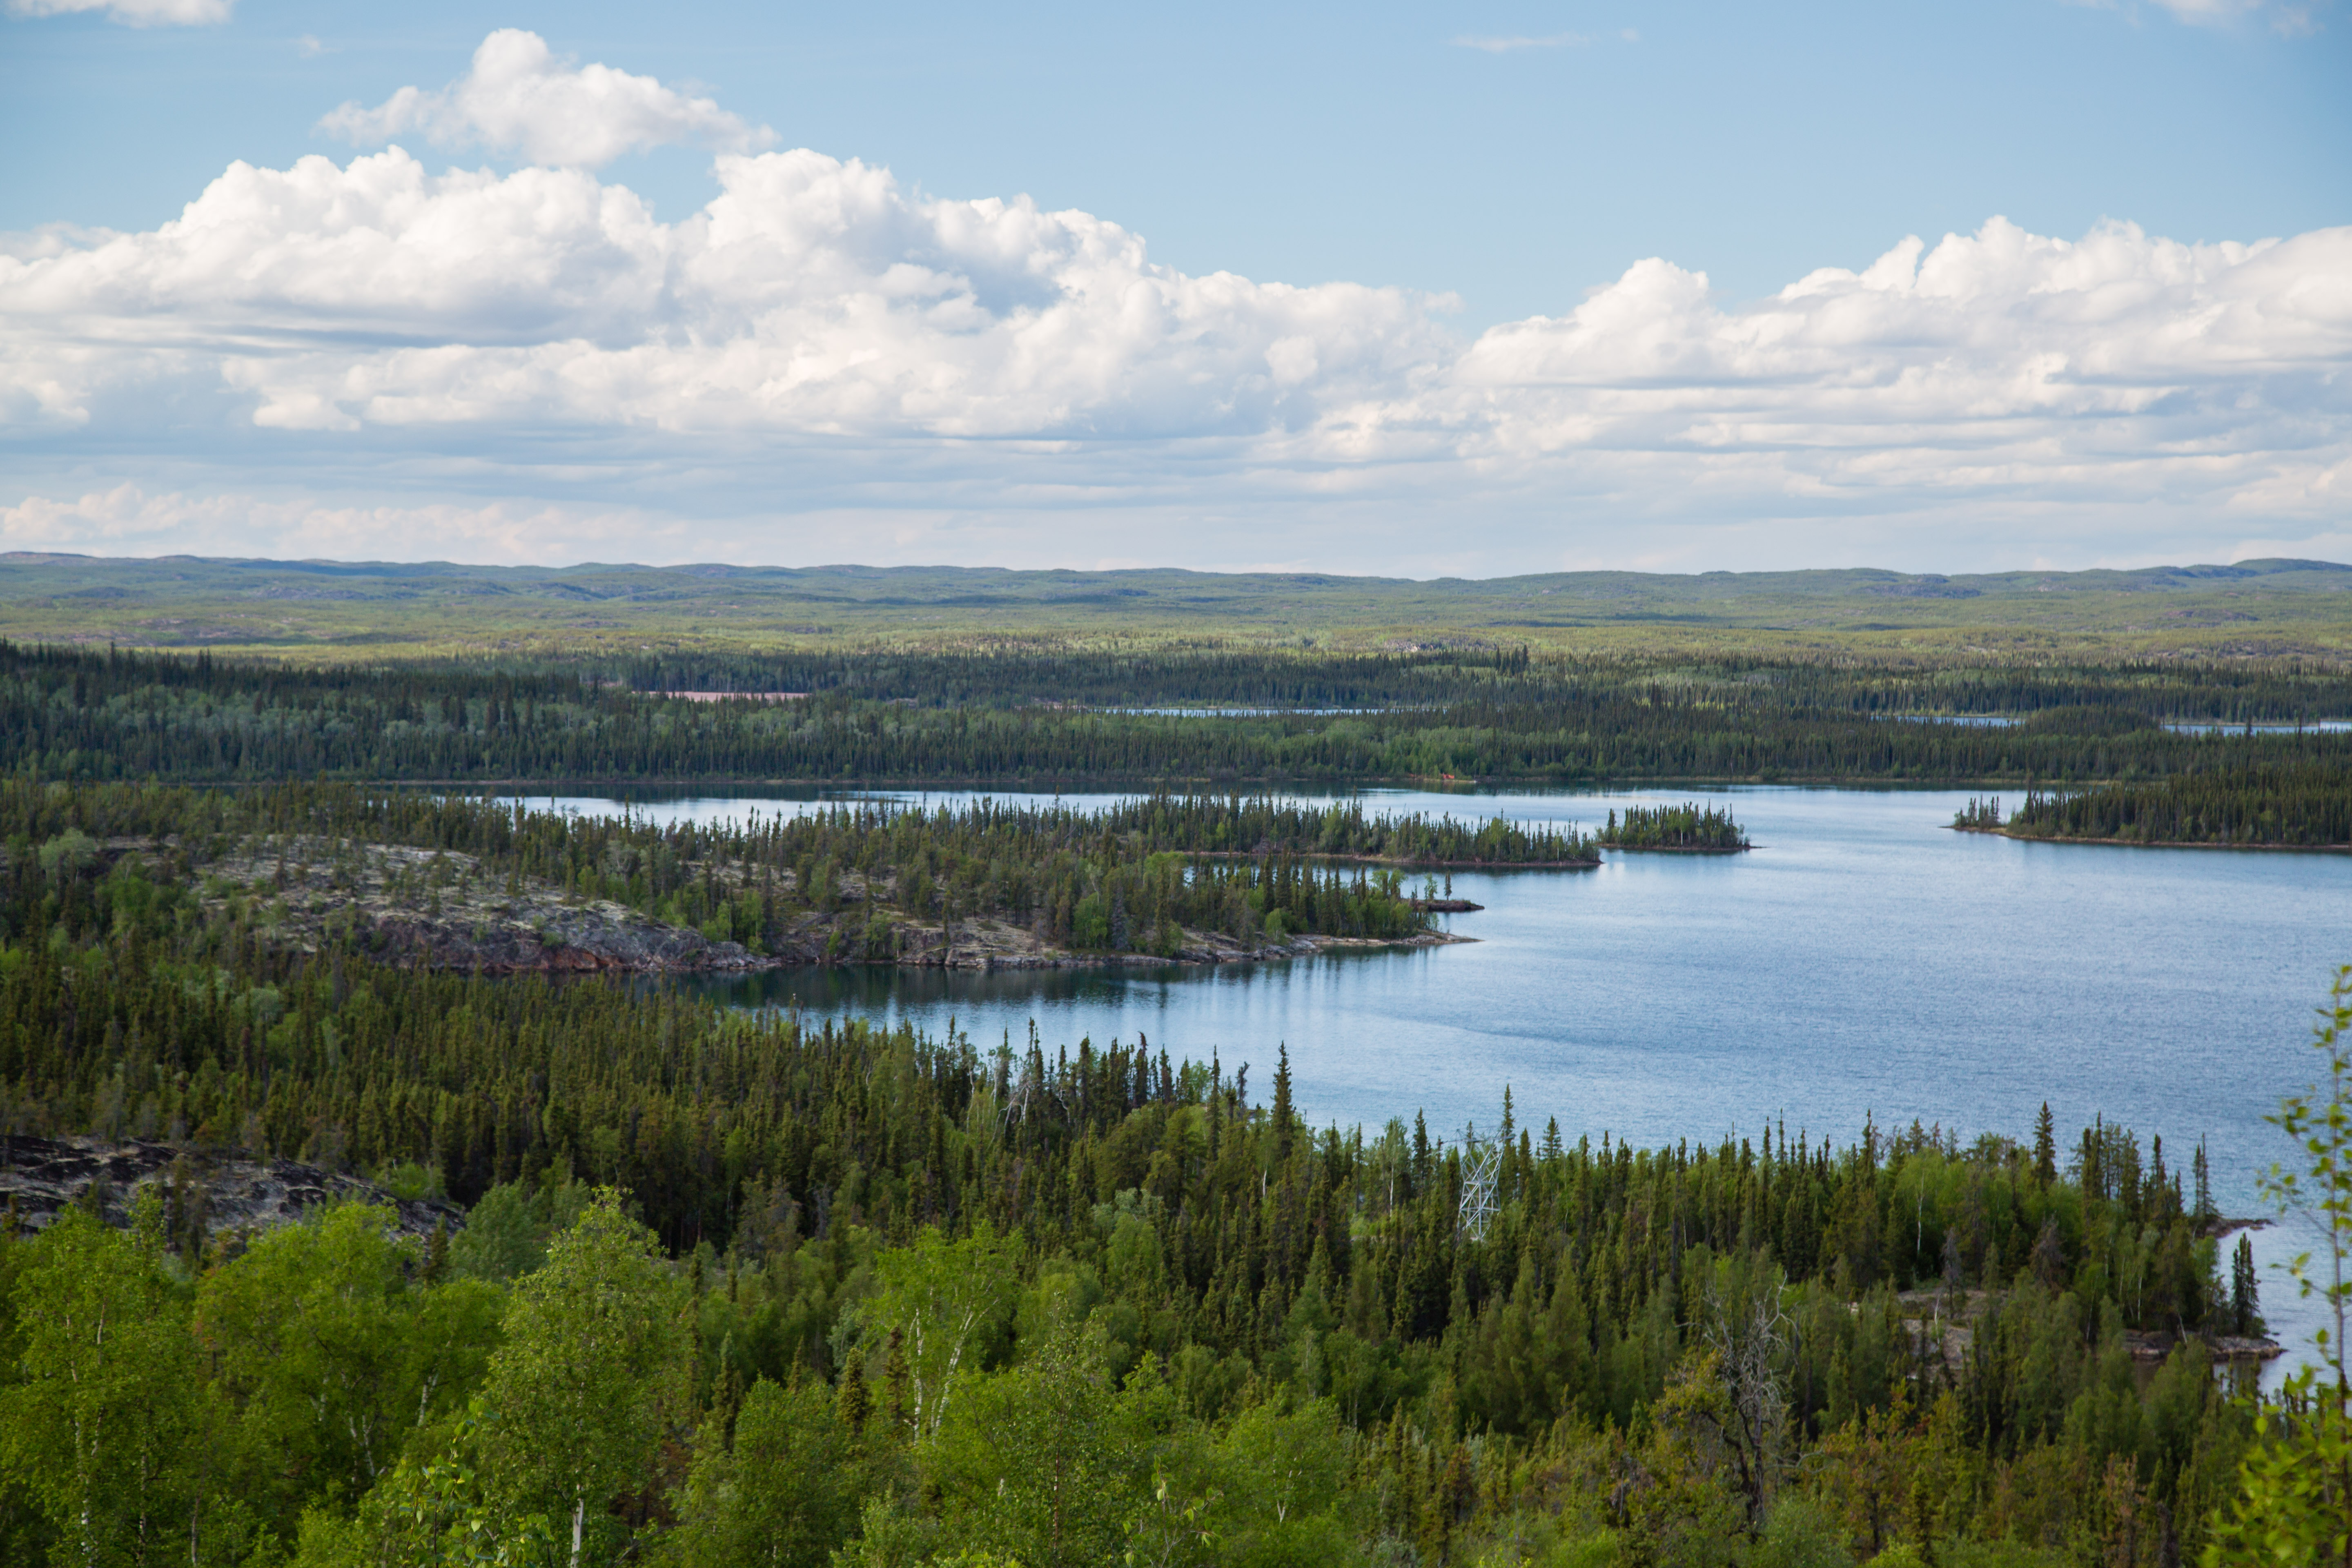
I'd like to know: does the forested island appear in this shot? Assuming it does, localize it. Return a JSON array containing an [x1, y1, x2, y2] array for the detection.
[[1595, 803, 1751, 852], [2, 783, 1597, 975]]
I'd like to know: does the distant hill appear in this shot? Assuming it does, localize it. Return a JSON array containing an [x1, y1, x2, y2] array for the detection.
[[3, 553, 2347, 658]]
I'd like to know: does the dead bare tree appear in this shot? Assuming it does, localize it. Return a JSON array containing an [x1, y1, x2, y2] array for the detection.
[[1705, 1289, 1792, 1532]]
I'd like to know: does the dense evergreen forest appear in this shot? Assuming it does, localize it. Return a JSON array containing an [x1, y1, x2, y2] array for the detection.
[[1993, 768, 2352, 849], [4, 647, 2350, 828], [2, 775, 2348, 1567], [608, 648, 2352, 724]]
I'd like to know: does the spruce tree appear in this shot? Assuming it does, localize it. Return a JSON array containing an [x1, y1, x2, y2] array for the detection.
[[835, 1346, 871, 1436], [1272, 1045, 1295, 1163], [2231, 1234, 2263, 1336]]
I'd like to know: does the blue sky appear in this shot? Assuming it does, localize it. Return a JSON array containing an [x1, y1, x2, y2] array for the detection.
[[10, 0, 2345, 322], [1, 0, 2347, 573]]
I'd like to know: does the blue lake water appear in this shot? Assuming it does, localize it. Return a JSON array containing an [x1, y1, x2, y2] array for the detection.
[[530, 785, 2350, 1368]]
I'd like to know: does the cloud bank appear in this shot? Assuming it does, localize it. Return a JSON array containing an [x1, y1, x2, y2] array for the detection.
[[2, 30, 2347, 572], [5, 0, 228, 24]]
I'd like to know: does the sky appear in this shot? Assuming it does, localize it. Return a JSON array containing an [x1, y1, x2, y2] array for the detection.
[[1, 0, 2347, 576]]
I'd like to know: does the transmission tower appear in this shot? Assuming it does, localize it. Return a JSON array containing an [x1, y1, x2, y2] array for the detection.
[[1457, 1134, 1501, 1241]]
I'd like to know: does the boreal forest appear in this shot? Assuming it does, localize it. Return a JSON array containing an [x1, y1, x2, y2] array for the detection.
[[4, 642, 2350, 845], [0, 625, 2348, 1568]]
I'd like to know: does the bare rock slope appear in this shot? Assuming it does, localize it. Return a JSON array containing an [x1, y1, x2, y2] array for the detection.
[[182, 835, 1470, 975], [2, 1134, 461, 1242], [197, 836, 769, 973]]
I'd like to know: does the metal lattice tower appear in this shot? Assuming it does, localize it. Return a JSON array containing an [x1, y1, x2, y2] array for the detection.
[[1457, 1134, 1501, 1241]]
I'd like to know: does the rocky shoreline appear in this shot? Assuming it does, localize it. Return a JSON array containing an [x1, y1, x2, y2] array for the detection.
[[1188, 850, 1598, 869], [122, 833, 1478, 978], [748, 910, 1474, 972]]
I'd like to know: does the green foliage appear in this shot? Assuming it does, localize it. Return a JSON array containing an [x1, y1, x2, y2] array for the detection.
[[0, 1206, 217, 1568], [446, 1176, 593, 1284], [0, 777, 1607, 962], [478, 1192, 687, 1567], [662, 1375, 854, 1568], [1752, 1495, 1853, 1568], [1200, 1393, 1354, 1565], [196, 1201, 502, 1521], [851, 1225, 1019, 1442], [928, 1324, 1144, 1568], [2203, 966, 2352, 1567], [293, 1410, 563, 1568]]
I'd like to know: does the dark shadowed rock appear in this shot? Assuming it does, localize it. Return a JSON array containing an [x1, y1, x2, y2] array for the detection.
[[0, 1134, 461, 1243]]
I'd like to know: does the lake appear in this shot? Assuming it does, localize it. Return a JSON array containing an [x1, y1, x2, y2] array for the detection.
[[528, 784, 2350, 1368]]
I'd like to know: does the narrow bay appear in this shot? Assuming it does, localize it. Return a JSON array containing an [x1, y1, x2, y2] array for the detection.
[[543, 784, 2350, 1368]]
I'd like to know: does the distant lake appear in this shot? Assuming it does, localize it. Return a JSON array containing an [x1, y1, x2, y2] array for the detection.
[[531, 784, 2349, 1373], [1879, 715, 2352, 732]]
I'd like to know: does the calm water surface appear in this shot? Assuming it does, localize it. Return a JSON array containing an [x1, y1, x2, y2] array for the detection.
[[536, 786, 2350, 1365]]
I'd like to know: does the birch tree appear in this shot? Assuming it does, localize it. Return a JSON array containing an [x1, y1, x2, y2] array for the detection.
[[479, 1191, 684, 1568], [0, 1205, 206, 1568], [851, 1224, 1017, 1443]]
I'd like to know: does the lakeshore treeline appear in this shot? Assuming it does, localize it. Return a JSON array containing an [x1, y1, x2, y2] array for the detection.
[[0, 780, 2330, 1566], [2000, 765, 2352, 849], [8, 645, 2352, 816], [3, 782, 1594, 963]]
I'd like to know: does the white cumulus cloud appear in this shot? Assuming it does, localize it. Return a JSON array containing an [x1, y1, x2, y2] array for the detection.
[[0, 144, 1443, 440], [318, 29, 776, 168], [6, 0, 229, 24], [2, 38, 2348, 572], [1421, 220, 2352, 517]]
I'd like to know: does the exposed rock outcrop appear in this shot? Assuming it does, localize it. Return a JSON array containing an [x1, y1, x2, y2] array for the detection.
[[107, 832, 1475, 977], [193, 837, 769, 973], [1, 1134, 461, 1243]]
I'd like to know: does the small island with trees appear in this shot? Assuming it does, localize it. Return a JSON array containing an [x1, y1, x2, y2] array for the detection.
[[1593, 801, 1751, 852]]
